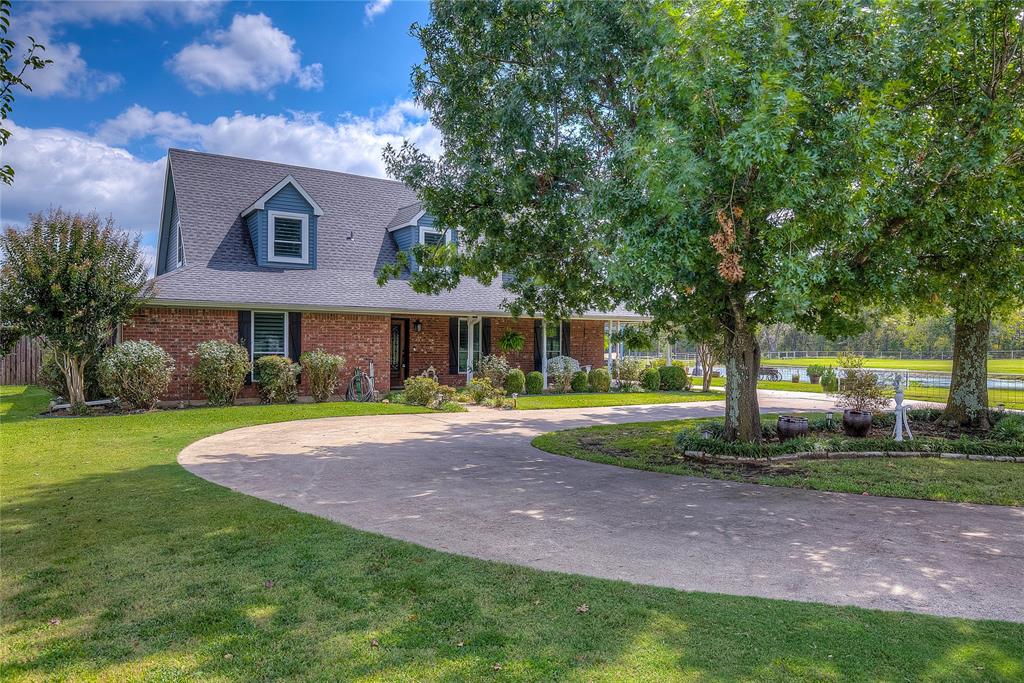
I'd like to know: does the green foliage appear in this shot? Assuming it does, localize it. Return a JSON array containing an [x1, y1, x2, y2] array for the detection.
[[614, 358, 644, 390], [403, 376, 456, 408], [640, 367, 661, 392], [546, 355, 580, 393], [467, 377, 505, 405], [570, 370, 590, 393], [0, 0, 52, 185], [0, 209, 151, 406], [820, 367, 839, 393], [525, 371, 544, 395], [806, 364, 829, 378], [835, 354, 890, 413], [658, 365, 690, 391], [498, 329, 525, 353], [992, 415, 1024, 443], [299, 349, 346, 403], [192, 340, 251, 407], [504, 368, 526, 395], [38, 349, 102, 402], [98, 341, 174, 410], [588, 367, 611, 393], [478, 354, 512, 387], [253, 355, 300, 404]]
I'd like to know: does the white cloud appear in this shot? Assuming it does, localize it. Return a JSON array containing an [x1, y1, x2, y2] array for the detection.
[[364, 0, 393, 22], [0, 120, 165, 238], [168, 14, 323, 94], [12, 1, 223, 99], [2, 100, 439, 248]]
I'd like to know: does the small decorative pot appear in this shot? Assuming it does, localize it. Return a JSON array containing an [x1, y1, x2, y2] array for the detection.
[[808, 374, 821, 385], [711, 370, 721, 378], [777, 415, 809, 441], [791, 373, 800, 383], [842, 410, 872, 438]]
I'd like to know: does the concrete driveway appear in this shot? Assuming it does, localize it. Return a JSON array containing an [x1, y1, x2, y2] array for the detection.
[[179, 391, 1024, 623]]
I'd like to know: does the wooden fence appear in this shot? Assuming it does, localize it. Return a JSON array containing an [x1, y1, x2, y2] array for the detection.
[[0, 336, 43, 385]]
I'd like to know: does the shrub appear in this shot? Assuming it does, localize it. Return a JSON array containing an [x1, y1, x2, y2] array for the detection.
[[659, 365, 690, 391], [98, 340, 174, 410], [498, 330, 525, 353], [546, 355, 581, 393], [192, 340, 251, 406], [615, 357, 644, 390], [820, 367, 839, 393], [468, 377, 505, 405], [504, 368, 526, 395], [806, 364, 829, 380], [588, 367, 611, 392], [641, 367, 661, 391], [253, 355, 300, 404], [403, 376, 456, 408], [39, 349, 103, 402], [525, 371, 544, 395], [992, 414, 1024, 442], [299, 349, 346, 402], [478, 354, 511, 386], [835, 354, 889, 412], [571, 370, 590, 392]]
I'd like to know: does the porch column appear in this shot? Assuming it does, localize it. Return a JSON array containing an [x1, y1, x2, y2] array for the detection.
[[541, 320, 548, 388]]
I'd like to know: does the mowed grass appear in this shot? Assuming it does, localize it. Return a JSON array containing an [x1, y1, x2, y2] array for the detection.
[[534, 417, 1024, 507], [515, 390, 720, 410], [3, 386, 1023, 681], [755, 356, 1024, 374]]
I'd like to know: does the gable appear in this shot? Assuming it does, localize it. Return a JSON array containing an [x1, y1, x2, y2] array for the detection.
[[245, 182, 319, 269], [155, 163, 185, 276]]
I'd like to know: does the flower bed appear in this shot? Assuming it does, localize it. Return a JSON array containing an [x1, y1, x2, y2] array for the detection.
[[676, 410, 1024, 463]]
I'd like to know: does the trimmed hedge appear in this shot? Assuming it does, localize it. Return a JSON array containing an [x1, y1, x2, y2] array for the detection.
[[640, 367, 661, 392], [658, 365, 690, 391], [571, 370, 590, 392], [504, 368, 526, 395], [525, 371, 544, 395], [588, 367, 611, 392]]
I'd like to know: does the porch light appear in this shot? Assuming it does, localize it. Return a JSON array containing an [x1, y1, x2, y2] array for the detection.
[[413, 319, 422, 333]]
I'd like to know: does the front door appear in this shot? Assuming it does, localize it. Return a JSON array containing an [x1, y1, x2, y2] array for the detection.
[[390, 318, 408, 388]]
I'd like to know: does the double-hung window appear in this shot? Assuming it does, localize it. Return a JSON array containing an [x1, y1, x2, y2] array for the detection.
[[252, 311, 288, 359], [545, 320, 562, 358], [421, 228, 446, 247], [457, 317, 482, 373], [268, 211, 309, 264]]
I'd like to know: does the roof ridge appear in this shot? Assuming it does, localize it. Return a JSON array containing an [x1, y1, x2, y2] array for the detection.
[[167, 147, 410, 188]]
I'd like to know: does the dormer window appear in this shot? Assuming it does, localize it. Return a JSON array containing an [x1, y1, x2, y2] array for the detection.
[[268, 211, 309, 264], [419, 226, 448, 247]]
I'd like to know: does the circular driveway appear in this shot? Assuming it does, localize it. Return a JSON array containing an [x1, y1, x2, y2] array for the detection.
[[180, 391, 1024, 623]]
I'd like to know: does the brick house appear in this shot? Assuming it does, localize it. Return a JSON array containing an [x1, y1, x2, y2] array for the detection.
[[124, 149, 642, 401]]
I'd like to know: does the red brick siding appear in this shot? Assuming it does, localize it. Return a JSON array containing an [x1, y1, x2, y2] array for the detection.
[[407, 315, 463, 386], [570, 320, 606, 371], [300, 312, 391, 394], [122, 307, 241, 400], [491, 317, 538, 373]]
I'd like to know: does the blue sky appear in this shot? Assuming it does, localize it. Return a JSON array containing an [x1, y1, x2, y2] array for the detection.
[[2, 0, 436, 263]]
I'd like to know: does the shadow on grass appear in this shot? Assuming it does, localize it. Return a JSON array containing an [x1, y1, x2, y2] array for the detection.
[[4, 454, 1023, 681]]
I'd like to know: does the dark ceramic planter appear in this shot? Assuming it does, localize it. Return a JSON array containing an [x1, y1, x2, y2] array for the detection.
[[777, 415, 809, 441], [842, 409, 872, 437], [808, 374, 821, 384]]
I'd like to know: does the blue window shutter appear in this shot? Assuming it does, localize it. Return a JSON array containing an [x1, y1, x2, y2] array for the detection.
[[238, 310, 252, 385], [448, 317, 458, 374]]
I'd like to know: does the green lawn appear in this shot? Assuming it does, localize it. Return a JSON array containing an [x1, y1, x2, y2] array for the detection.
[[534, 417, 1024, 507], [515, 390, 720, 410], [3, 386, 1023, 681], [754, 356, 1024, 374]]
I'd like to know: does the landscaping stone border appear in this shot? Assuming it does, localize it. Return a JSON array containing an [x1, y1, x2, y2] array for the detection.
[[680, 449, 1024, 465]]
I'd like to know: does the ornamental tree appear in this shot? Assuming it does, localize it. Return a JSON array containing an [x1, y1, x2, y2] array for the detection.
[[0, 209, 151, 409], [387, 0, 904, 441]]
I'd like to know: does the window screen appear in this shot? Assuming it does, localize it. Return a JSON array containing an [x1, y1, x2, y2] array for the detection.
[[422, 230, 444, 247], [253, 312, 286, 357], [272, 216, 304, 259]]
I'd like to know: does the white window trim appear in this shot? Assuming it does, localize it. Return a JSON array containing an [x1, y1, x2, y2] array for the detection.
[[419, 225, 450, 246], [268, 210, 310, 264], [251, 310, 289, 361]]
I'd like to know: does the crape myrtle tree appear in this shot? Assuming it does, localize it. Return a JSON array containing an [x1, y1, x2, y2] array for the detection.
[[845, 1, 1024, 428], [385, 0, 902, 441], [0, 209, 151, 410]]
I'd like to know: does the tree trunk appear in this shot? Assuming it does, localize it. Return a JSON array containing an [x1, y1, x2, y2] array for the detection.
[[941, 311, 991, 429], [56, 349, 88, 410], [723, 321, 761, 442], [696, 343, 715, 392]]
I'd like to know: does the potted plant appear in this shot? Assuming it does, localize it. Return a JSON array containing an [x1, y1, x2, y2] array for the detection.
[[820, 367, 839, 393], [834, 355, 889, 437], [806, 364, 828, 384], [791, 372, 800, 383], [777, 415, 809, 441]]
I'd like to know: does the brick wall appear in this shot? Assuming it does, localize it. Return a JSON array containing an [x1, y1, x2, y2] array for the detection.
[[125, 306, 609, 400]]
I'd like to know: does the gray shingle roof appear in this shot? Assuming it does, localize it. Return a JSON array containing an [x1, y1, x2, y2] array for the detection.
[[386, 201, 423, 229], [152, 149, 642, 319]]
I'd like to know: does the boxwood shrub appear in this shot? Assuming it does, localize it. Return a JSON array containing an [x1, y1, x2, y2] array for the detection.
[[504, 368, 526, 395], [525, 371, 544, 395], [571, 370, 590, 393], [640, 367, 661, 392], [658, 365, 690, 391], [588, 367, 611, 392]]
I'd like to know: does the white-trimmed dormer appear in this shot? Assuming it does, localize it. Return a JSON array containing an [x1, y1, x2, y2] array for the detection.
[[242, 175, 322, 269]]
